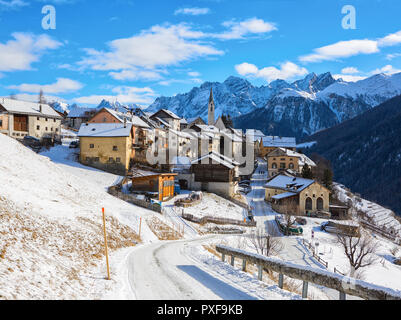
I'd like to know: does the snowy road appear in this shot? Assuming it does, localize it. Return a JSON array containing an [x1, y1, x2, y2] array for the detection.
[[127, 235, 301, 300]]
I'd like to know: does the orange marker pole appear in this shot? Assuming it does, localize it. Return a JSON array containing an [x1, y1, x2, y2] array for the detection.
[[102, 207, 111, 280], [139, 217, 142, 238]]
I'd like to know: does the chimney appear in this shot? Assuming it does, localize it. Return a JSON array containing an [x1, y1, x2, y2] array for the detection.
[[124, 117, 127, 128], [39, 104, 42, 113]]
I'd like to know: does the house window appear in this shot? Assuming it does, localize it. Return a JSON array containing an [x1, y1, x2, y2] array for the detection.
[[37, 117, 40, 121], [45, 118, 48, 121], [317, 197, 324, 210], [94, 157, 99, 162], [109, 157, 114, 163], [55, 128, 58, 132], [85, 157, 90, 161], [45, 127, 48, 131], [280, 163, 286, 169], [54, 119, 56, 122], [305, 197, 313, 211], [90, 144, 94, 148], [272, 163, 277, 169], [103, 117, 107, 122], [36, 125, 40, 130], [116, 157, 121, 163], [113, 146, 118, 151], [0, 119, 2, 127], [289, 163, 294, 169], [51, 128, 53, 131]]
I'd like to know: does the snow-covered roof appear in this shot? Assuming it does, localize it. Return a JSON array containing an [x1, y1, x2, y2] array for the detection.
[[97, 108, 150, 128], [195, 124, 220, 133], [180, 118, 188, 124], [151, 109, 181, 120], [269, 147, 316, 167], [77, 123, 133, 137], [265, 175, 315, 193], [272, 192, 297, 200], [0, 98, 62, 118], [191, 151, 240, 169], [67, 107, 96, 118], [262, 136, 296, 148]]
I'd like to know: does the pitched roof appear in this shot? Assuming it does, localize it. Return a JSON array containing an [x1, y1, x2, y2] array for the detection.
[[267, 147, 316, 167], [67, 107, 96, 118], [77, 123, 133, 137], [265, 175, 315, 193], [101, 108, 150, 128], [0, 98, 62, 118], [272, 192, 297, 200], [150, 108, 181, 120], [261, 136, 296, 148], [191, 151, 240, 169]]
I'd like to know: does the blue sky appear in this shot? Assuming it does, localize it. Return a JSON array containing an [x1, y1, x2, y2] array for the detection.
[[1, 0, 401, 107]]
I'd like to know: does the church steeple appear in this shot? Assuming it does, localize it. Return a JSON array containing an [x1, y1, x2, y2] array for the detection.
[[208, 88, 215, 125]]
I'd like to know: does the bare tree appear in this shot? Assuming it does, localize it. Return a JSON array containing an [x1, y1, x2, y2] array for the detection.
[[337, 232, 379, 277], [281, 200, 298, 236], [248, 223, 283, 257]]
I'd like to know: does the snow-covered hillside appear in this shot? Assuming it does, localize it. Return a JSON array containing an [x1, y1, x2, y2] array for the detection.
[[0, 134, 157, 299]]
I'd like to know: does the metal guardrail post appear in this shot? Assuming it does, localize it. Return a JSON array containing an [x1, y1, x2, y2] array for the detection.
[[222, 253, 225, 262], [302, 281, 309, 299], [231, 255, 235, 266], [278, 273, 284, 289], [258, 265, 263, 281], [339, 291, 346, 300], [242, 259, 247, 272]]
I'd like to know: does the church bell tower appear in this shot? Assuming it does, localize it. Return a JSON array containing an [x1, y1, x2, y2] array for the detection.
[[208, 88, 215, 126]]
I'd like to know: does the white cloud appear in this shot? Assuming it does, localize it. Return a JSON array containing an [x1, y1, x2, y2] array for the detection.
[[174, 7, 210, 16], [370, 64, 401, 76], [10, 93, 67, 104], [8, 78, 83, 94], [188, 71, 200, 77], [300, 30, 401, 64], [378, 30, 401, 47], [341, 67, 359, 74], [333, 64, 401, 83], [109, 69, 163, 81], [386, 53, 401, 61], [73, 86, 157, 106], [235, 62, 259, 76], [300, 39, 379, 63], [214, 18, 277, 40], [0, 32, 62, 72], [0, 0, 28, 10], [79, 23, 223, 79], [235, 61, 308, 82], [333, 74, 367, 82]]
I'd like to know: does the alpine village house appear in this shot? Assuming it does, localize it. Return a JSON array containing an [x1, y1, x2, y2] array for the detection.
[[0, 98, 62, 141]]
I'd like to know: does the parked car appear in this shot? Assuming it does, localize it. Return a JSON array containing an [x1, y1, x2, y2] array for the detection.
[[69, 140, 80, 148], [22, 135, 41, 147], [239, 186, 251, 194]]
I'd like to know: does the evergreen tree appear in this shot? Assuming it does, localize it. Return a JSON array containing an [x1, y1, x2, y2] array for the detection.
[[322, 168, 333, 190], [301, 163, 313, 179]]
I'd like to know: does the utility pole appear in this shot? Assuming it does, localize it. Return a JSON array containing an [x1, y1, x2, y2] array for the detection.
[[102, 207, 111, 280]]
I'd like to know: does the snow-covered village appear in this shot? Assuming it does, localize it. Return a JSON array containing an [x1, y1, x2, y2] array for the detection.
[[0, 0, 401, 308]]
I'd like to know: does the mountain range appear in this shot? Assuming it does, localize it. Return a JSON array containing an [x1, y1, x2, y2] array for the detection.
[[146, 72, 401, 138], [302, 94, 401, 217]]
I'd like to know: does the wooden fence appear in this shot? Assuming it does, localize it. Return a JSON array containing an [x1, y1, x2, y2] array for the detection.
[[181, 213, 256, 227], [216, 245, 401, 300], [302, 239, 329, 268], [360, 220, 401, 245]]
